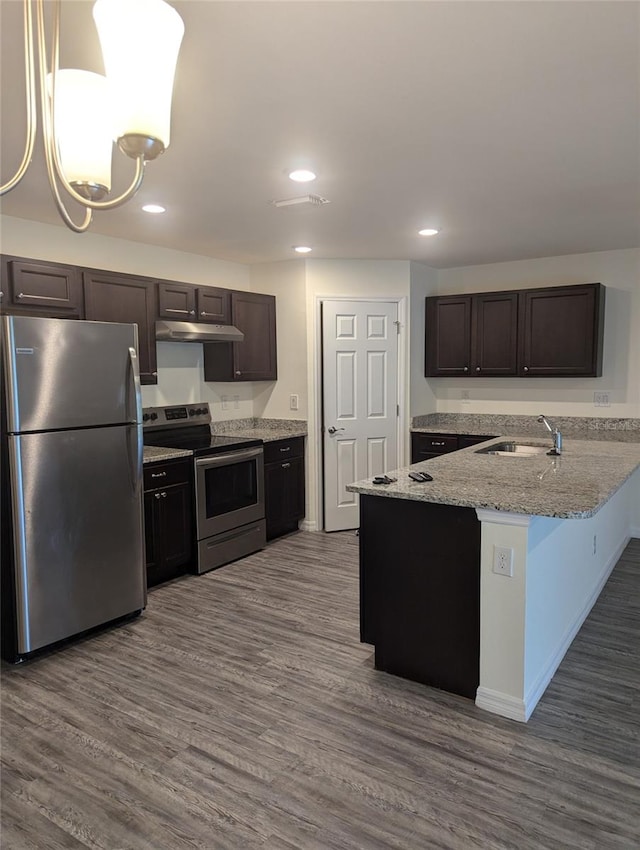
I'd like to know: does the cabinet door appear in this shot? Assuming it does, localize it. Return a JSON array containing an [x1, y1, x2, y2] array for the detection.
[[159, 482, 193, 571], [203, 291, 277, 382], [196, 287, 231, 324], [2, 256, 83, 316], [265, 456, 305, 540], [425, 296, 471, 376], [158, 281, 196, 321], [83, 271, 158, 384], [519, 283, 604, 377], [471, 291, 518, 376]]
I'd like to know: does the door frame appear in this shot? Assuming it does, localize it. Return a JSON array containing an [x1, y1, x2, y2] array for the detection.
[[312, 294, 408, 532]]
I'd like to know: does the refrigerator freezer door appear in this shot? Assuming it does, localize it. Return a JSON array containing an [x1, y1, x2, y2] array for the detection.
[[7, 425, 145, 655], [2, 315, 140, 433]]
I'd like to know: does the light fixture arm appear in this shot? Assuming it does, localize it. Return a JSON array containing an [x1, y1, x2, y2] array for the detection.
[[0, 0, 37, 196], [1, 0, 182, 233], [38, 0, 146, 228]]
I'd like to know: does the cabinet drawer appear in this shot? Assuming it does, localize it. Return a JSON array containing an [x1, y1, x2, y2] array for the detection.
[[144, 458, 192, 490], [414, 434, 458, 453], [263, 436, 304, 464]]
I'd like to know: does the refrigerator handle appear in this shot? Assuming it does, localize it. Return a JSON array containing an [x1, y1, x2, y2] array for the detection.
[[126, 347, 143, 495], [127, 347, 142, 425]]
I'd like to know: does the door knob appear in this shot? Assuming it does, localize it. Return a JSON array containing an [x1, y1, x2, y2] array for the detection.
[[327, 426, 345, 435]]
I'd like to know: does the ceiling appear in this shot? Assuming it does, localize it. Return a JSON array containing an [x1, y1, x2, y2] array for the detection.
[[1, 0, 639, 269]]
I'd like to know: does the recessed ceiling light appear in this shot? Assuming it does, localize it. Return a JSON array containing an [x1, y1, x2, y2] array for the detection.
[[418, 228, 439, 236], [293, 245, 312, 253], [142, 204, 166, 214], [289, 169, 316, 183]]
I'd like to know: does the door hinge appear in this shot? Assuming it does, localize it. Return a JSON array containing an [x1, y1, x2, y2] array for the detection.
[[394, 320, 401, 334], [396, 404, 400, 417]]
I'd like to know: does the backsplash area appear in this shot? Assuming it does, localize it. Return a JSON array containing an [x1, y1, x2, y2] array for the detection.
[[412, 413, 640, 436], [140, 342, 254, 420]]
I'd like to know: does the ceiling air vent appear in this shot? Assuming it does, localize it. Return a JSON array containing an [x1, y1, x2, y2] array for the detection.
[[270, 194, 330, 209]]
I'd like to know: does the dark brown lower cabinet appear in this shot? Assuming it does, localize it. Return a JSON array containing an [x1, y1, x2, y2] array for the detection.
[[264, 437, 305, 540], [359, 494, 480, 699], [411, 432, 495, 463], [143, 459, 193, 587]]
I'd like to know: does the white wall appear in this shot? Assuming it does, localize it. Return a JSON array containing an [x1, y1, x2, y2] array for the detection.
[[0, 215, 253, 416], [434, 248, 640, 418], [409, 261, 438, 417]]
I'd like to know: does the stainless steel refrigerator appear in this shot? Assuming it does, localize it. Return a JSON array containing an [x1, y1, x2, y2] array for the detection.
[[1, 315, 146, 662]]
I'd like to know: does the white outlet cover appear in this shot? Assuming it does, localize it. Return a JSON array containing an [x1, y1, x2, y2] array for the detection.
[[493, 545, 514, 577]]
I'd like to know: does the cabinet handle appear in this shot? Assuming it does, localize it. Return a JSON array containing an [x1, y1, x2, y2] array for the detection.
[[200, 311, 218, 317], [235, 371, 241, 376], [432, 441, 445, 446], [17, 292, 43, 300], [279, 446, 291, 453], [0, 291, 3, 300], [524, 366, 529, 372], [463, 366, 469, 372], [154, 492, 162, 499], [281, 462, 291, 469], [476, 366, 481, 372], [164, 308, 191, 315], [151, 471, 167, 478], [189, 309, 196, 316], [161, 491, 167, 498]]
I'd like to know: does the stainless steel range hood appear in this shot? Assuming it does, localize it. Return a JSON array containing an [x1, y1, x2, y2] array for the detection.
[[156, 320, 244, 343]]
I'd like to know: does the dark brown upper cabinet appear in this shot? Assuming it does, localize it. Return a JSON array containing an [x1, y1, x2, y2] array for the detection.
[[203, 291, 277, 382], [519, 283, 605, 377], [1, 256, 84, 317], [157, 281, 231, 325], [426, 283, 604, 378], [83, 270, 158, 384], [425, 291, 518, 377]]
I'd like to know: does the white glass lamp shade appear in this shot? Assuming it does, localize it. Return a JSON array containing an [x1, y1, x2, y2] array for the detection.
[[93, 0, 185, 158], [48, 70, 113, 194]]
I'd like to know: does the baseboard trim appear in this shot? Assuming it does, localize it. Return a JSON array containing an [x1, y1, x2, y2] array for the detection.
[[630, 525, 640, 539], [521, 532, 630, 720], [475, 688, 527, 722], [299, 519, 319, 532]]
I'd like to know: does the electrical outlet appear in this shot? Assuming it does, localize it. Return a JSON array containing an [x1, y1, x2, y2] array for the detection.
[[221, 395, 229, 411], [493, 545, 514, 577], [461, 389, 470, 405], [289, 393, 299, 411], [233, 395, 240, 410], [593, 391, 611, 407]]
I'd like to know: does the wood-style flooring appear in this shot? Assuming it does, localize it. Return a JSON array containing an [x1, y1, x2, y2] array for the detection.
[[2, 532, 639, 850]]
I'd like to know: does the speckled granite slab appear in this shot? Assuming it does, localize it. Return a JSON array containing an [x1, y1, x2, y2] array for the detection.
[[347, 435, 640, 519], [143, 446, 193, 464], [411, 414, 640, 443], [209, 417, 307, 443]]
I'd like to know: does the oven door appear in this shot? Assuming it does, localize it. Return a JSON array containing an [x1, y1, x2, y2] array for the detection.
[[195, 447, 265, 539]]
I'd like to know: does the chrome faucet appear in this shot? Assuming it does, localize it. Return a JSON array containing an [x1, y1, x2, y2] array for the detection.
[[537, 414, 562, 456]]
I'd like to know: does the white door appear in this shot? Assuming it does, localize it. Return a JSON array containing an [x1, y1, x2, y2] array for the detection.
[[322, 299, 399, 532]]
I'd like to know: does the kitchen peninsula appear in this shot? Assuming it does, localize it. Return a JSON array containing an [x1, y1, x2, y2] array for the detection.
[[348, 431, 640, 722]]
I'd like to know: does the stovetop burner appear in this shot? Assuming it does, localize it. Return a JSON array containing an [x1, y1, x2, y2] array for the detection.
[[142, 403, 262, 457]]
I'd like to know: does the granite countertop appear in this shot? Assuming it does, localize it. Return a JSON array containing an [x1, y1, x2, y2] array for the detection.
[[143, 446, 193, 464], [411, 413, 640, 444], [209, 417, 307, 443], [347, 435, 640, 519]]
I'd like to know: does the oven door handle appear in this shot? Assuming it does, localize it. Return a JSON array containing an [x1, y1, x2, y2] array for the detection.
[[195, 447, 263, 469]]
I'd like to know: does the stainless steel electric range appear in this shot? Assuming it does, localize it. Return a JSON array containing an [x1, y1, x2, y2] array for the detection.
[[143, 403, 266, 574]]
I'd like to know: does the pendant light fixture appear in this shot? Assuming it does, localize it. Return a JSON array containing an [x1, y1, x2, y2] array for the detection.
[[0, 0, 184, 233]]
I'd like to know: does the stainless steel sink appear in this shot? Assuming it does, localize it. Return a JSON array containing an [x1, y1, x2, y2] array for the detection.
[[475, 441, 549, 457]]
